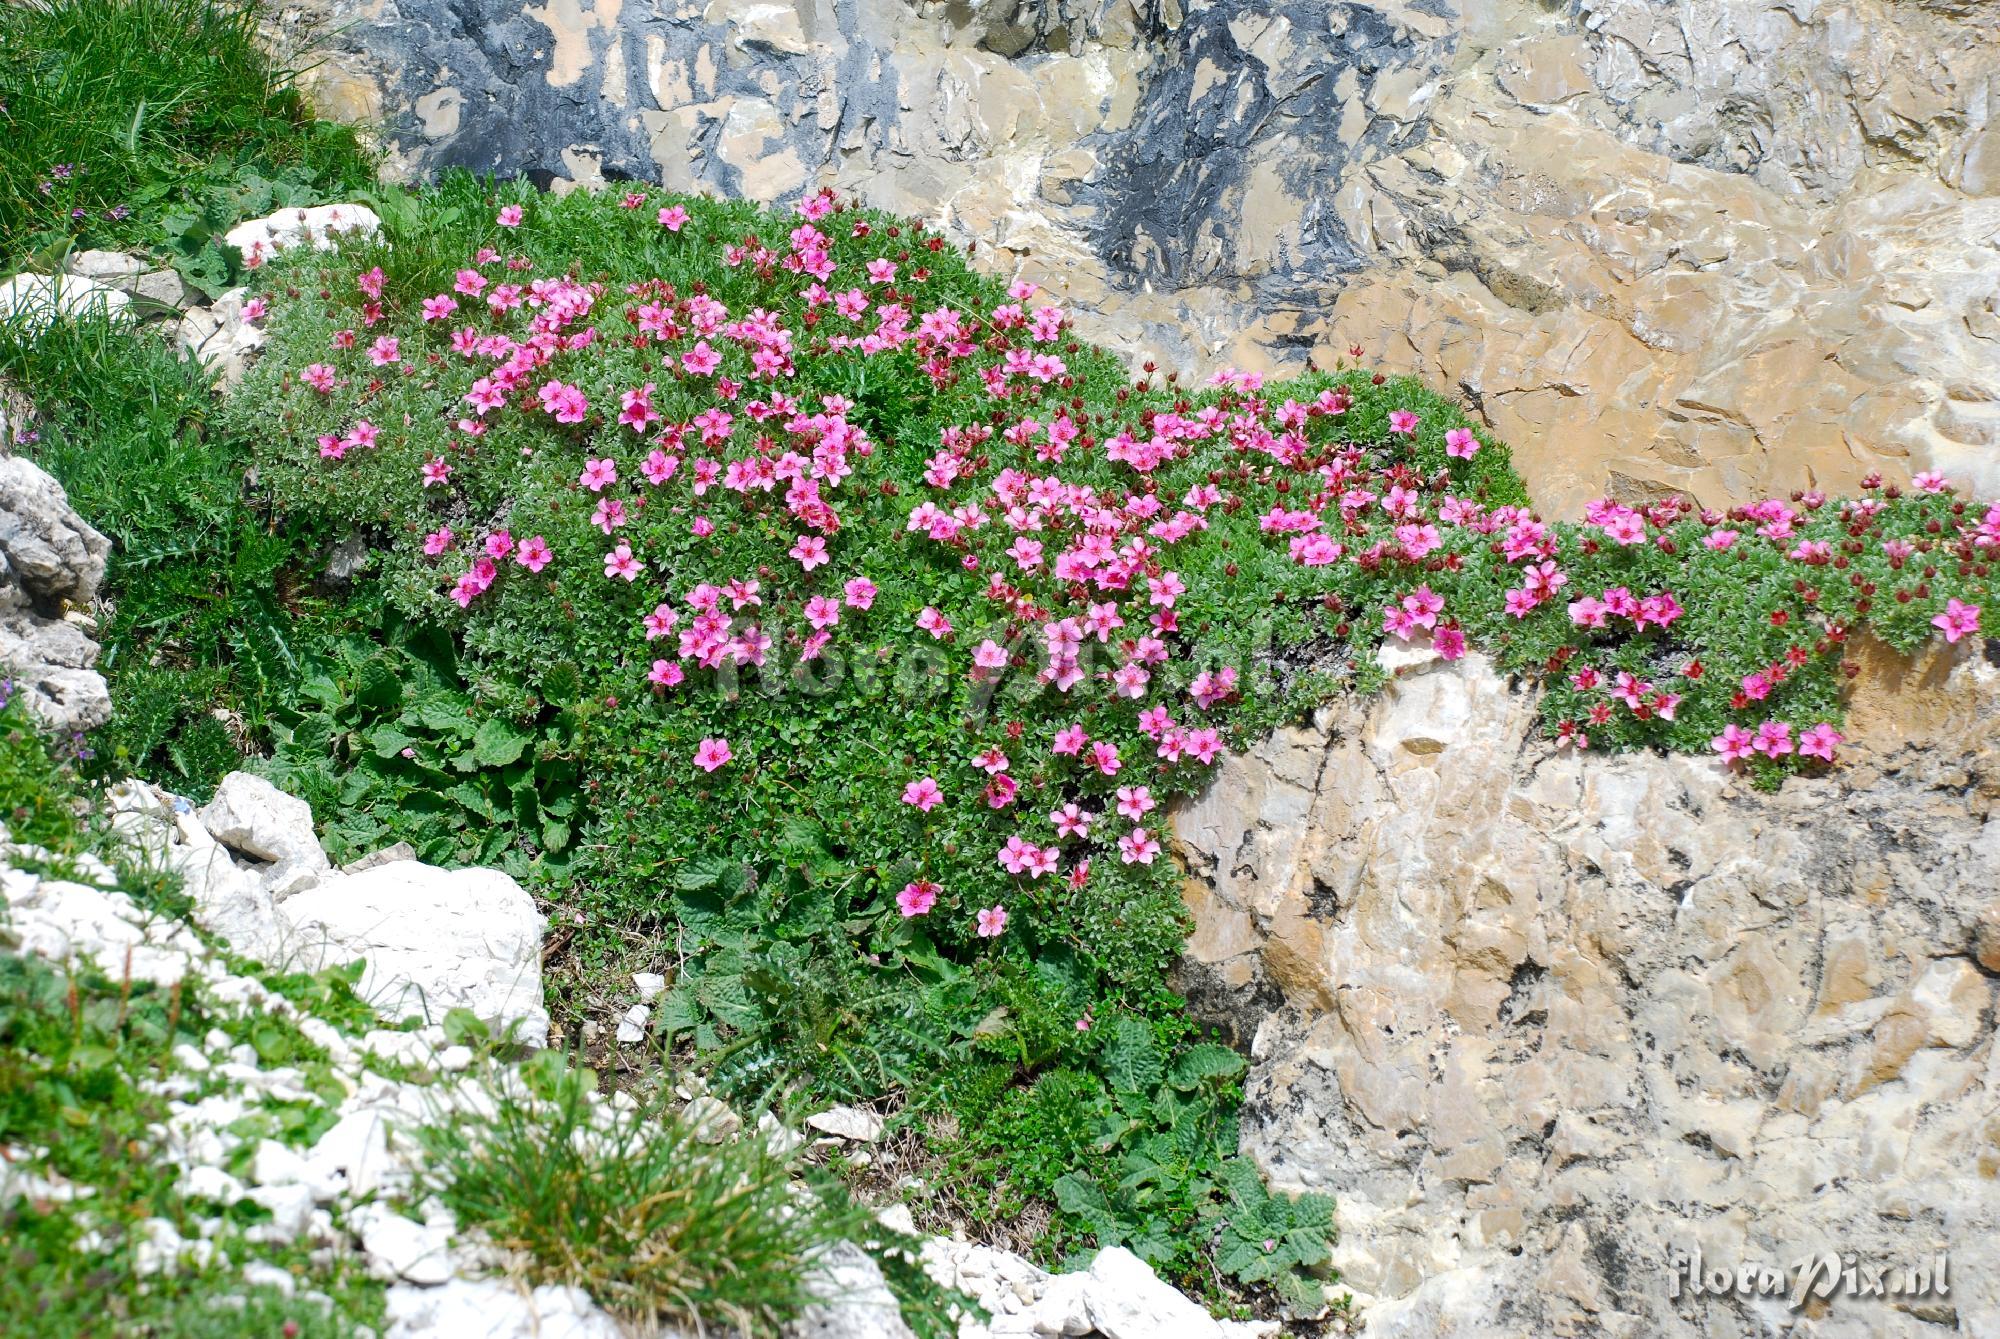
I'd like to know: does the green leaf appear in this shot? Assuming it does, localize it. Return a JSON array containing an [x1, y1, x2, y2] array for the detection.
[[471, 717, 531, 767]]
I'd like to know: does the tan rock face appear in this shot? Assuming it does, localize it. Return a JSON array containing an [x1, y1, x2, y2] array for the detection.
[[277, 0, 2000, 513], [1173, 645, 2000, 1337]]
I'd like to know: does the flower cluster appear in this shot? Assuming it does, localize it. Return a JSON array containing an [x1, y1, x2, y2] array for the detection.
[[243, 184, 1994, 959]]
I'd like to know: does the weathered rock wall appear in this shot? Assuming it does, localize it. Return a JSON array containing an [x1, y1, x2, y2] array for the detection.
[[1173, 639, 2000, 1337], [281, 0, 2000, 512]]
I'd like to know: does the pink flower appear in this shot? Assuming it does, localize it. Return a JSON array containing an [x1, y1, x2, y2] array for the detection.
[[603, 542, 644, 582], [483, 531, 514, 560], [1089, 740, 1122, 776], [916, 606, 953, 639], [301, 363, 337, 393], [1052, 724, 1088, 756], [539, 380, 589, 424], [1711, 724, 1755, 763], [1434, 626, 1467, 660], [804, 595, 841, 630], [1051, 803, 1094, 837], [421, 294, 459, 322], [421, 457, 453, 487], [998, 836, 1040, 874], [367, 336, 400, 366], [790, 535, 829, 570], [1388, 409, 1420, 436], [1752, 721, 1794, 758], [975, 905, 1008, 938], [241, 296, 268, 322], [898, 881, 940, 917], [648, 660, 685, 688], [902, 777, 944, 812], [1799, 723, 1844, 762], [643, 603, 679, 639], [658, 205, 690, 231], [693, 737, 734, 772], [1118, 828, 1161, 864], [579, 457, 618, 491], [496, 205, 524, 227], [682, 340, 722, 376], [423, 527, 455, 556], [844, 577, 879, 610], [1933, 599, 1981, 644], [867, 258, 897, 284], [515, 536, 552, 572], [973, 639, 1009, 671], [1444, 427, 1479, 459], [1115, 786, 1156, 820]]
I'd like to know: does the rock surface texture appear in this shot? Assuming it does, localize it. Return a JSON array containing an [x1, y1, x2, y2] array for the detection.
[[0, 454, 111, 734], [1174, 639, 2000, 1338], [279, 0, 2000, 511]]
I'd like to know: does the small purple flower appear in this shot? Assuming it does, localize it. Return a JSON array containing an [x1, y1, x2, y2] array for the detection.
[[109, 204, 131, 221], [69, 207, 86, 221], [50, 163, 73, 179]]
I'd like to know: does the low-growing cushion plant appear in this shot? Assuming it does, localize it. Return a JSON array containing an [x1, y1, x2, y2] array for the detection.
[[214, 174, 1997, 1304]]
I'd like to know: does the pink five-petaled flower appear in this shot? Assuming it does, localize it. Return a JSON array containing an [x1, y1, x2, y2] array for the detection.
[[1711, 724, 1756, 763], [902, 777, 944, 812], [1445, 427, 1480, 459], [1933, 598, 1982, 644], [973, 639, 1009, 671], [898, 881, 940, 918], [539, 380, 589, 424], [1115, 786, 1157, 820], [367, 336, 400, 366], [1434, 626, 1468, 660], [1052, 803, 1093, 837], [916, 606, 953, 639], [1118, 828, 1162, 864], [790, 535, 829, 570], [579, 456, 618, 491], [421, 457, 452, 487], [998, 836, 1040, 874], [648, 660, 684, 688], [1752, 721, 1794, 758], [1387, 409, 1420, 435], [1799, 723, 1844, 762], [694, 737, 733, 772], [844, 577, 878, 609], [515, 536, 552, 573], [658, 205, 690, 231], [496, 204, 524, 227], [975, 905, 1008, 938], [603, 542, 644, 582], [1052, 724, 1088, 756], [423, 527, 455, 556]]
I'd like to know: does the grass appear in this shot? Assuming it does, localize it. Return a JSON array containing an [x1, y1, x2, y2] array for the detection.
[[0, 310, 342, 800], [0, 0, 376, 289], [415, 1051, 953, 1337]]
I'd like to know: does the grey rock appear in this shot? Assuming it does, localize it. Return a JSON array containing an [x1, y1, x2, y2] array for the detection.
[[786, 1241, 916, 1339], [0, 455, 111, 732]]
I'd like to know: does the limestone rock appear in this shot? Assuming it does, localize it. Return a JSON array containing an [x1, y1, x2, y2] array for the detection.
[[1079, 1246, 1225, 1339], [223, 202, 381, 268], [786, 1241, 915, 1339], [200, 771, 331, 874], [278, 860, 549, 1044], [0, 272, 132, 336], [274, 0, 2000, 509], [176, 287, 266, 389], [1174, 647, 2000, 1338], [0, 455, 111, 733], [806, 1105, 884, 1142], [383, 1279, 626, 1339]]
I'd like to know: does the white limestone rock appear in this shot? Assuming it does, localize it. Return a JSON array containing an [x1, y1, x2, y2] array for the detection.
[[278, 860, 549, 1043], [383, 1278, 626, 1339], [224, 203, 381, 268], [0, 272, 132, 336], [200, 771, 330, 874]]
